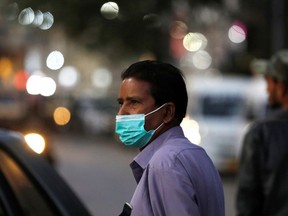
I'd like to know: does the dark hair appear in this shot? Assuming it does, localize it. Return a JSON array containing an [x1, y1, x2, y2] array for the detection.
[[121, 60, 188, 123]]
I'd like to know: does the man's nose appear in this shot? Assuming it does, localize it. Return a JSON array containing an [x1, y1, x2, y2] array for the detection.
[[117, 104, 129, 115]]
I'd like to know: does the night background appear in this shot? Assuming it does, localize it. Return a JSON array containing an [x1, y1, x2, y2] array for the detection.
[[0, 1, 287, 215]]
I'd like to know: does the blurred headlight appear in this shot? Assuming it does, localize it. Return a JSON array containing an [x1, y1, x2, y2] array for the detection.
[[24, 133, 46, 154]]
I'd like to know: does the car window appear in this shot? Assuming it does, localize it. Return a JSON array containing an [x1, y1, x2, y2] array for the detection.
[[0, 149, 58, 216], [200, 95, 245, 117]]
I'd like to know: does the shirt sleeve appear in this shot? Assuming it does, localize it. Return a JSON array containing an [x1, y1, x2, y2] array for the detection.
[[147, 163, 201, 216]]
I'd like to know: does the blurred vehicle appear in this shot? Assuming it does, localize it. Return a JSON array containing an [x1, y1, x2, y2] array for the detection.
[[0, 93, 28, 126], [182, 75, 266, 174], [0, 129, 92, 216], [71, 97, 118, 136], [0, 92, 56, 165]]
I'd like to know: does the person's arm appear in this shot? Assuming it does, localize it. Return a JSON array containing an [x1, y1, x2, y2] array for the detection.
[[236, 124, 264, 216]]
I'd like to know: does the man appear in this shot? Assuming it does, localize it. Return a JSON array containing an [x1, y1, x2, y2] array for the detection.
[[115, 60, 225, 216], [250, 58, 281, 117], [236, 50, 288, 216]]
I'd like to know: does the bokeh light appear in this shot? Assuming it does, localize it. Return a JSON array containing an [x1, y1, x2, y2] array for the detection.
[[228, 21, 247, 43], [192, 50, 212, 70], [32, 10, 44, 27], [26, 74, 56, 96], [24, 133, 46, 154], [17, 7, 54, 30], [100, 2, 119, 20], [0, 57, 13, 81], [183, 32, 207, 52], [46, 51, 65, 70], [53, 106, 71, 126], [58, 66, 79, 88], [39, 12, 54, 30], [170, 21, 188, 39], [26, 74, 42, 95], [91, 68, 112, 88], [41, 77, 56, 96], [5, 3, 19, 21], [14, 70, 29, 91], [180, 116, 201, 145], [18, 7, 35, 25]]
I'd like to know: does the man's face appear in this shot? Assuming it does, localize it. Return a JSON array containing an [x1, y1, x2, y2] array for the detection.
[[117, 77, 164, 131], [265, 76, 281, 108]]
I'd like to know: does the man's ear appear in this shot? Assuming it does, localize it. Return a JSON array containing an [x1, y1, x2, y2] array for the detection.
[[163, 102, 175, 123]]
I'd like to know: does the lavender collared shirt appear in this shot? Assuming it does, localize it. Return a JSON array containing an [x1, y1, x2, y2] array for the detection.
[[129, 126, 225, 216]]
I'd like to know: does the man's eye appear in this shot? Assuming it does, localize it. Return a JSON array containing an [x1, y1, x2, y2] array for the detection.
[[130, 100, 139, 105], [118, 101, 123, 106]]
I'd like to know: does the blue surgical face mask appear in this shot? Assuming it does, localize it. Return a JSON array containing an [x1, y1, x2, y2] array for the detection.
[[115, 103, 166, 148]]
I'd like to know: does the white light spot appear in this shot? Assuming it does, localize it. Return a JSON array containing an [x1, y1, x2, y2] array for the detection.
[[39, 12, 54, 30], [26, 75, 42, 95], [181, 116, 201, 145], [192, 50, 212, 70], [100, 2, 119, 20], [228, 23, 246, 43], [26, 74, 56, 97], [40, 77, 56, 97], [24, 133, 45, 154], [92, 68, 112, 88], [33, 10, 44, 26], [46, 51, 64, 70], [18, 7, 35, 25], [183, 32, 207, 52], [58, 66, 79, 88]]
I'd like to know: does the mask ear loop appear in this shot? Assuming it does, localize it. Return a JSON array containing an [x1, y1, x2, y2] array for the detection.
[[145, 103, 167, 117], [144, 103, 167, 132], [154, 122, 164, 132]]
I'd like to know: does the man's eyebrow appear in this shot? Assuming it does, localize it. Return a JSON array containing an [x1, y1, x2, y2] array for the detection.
[[126, 96, 142, 101], [117, 96, 142, 102]]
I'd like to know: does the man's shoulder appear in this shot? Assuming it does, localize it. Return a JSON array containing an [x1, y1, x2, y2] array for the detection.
[[248, 112, 288, 131], [245, 113, 288, 144], [149, 136, 205, 168], [159, 135, 203, 153]]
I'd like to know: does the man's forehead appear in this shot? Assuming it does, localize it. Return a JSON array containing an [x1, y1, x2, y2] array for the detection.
[[122, 78, 151, 91], [118, 78, 152, 99]]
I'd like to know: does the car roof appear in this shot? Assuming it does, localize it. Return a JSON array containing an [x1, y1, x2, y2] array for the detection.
[[188, 76, 251, 96]]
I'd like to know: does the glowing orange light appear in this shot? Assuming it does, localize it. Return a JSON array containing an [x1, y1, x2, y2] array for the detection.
[[0, 57, 13, 80], [53, 106, 71, 126]]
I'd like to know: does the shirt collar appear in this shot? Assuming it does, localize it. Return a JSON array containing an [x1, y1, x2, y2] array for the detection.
[[131, 126, 184, 170]]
